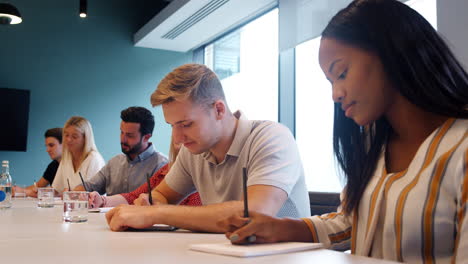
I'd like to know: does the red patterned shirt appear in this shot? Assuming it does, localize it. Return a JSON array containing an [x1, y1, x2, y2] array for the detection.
[[121, 164, 201, 206]]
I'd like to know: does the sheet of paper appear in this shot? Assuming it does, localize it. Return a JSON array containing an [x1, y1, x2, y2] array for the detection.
[[88, 207, 113, 213], [189, 242, 323, 257], [126, 224, 178, 232]]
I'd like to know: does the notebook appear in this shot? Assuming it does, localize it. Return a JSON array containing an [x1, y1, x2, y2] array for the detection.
[[189, 242, 323, 257], [127, 224, 178, 232]]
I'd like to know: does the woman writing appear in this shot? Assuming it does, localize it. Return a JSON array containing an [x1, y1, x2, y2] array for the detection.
[[221, 0, 468, 263], [52, 116, 105, 194]]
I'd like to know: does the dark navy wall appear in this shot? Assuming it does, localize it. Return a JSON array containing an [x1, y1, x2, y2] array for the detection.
[[0, 0, 191, 184]]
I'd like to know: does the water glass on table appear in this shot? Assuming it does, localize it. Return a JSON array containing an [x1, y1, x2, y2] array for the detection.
[[63, 191, 89, 223], [13, 185, 27, 198], [37, 187, 55, 207]]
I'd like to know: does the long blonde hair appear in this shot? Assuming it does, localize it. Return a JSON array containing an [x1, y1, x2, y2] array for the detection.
[[62, 116, 99, 165]]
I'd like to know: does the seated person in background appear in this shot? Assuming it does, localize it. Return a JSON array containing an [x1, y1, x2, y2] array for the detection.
[[74, 107, 168, 195], [14, 128, 63, 197], [52, 116, 105, 193], [88, 138, 200, 208], [220, 1, 468, 263], [105, 64, 310, 233]]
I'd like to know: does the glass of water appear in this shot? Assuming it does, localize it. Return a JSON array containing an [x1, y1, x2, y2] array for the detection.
[[37, 187, 55, 207], [13, 184, 27, 198], [63, 191, 89, 223]]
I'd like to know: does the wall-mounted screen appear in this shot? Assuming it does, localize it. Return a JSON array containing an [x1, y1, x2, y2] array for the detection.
[[0, 88, 30, 151]]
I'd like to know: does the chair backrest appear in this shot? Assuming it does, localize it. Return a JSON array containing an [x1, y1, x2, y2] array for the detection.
[[308, 191, 341, 216]]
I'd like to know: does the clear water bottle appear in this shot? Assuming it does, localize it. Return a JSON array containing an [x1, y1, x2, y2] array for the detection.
[[0, 160, 12, 209]]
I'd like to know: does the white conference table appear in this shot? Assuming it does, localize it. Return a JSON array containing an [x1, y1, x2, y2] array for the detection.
[[0, 199, 397, 264]]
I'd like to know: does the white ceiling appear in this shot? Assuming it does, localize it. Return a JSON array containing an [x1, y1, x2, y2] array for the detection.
[[134, 0, 277, 52]]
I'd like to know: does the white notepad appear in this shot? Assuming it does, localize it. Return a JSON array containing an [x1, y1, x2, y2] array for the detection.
[[88, 207, 114, 213], [189, 242, 323, 257]]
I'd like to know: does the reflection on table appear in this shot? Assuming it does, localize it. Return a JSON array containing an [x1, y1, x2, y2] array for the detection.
[[0, 199, 398, 264]]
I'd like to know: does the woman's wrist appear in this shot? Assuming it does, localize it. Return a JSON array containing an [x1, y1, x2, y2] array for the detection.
[[276, 218, 314, 242], [100, 195, 107, 207]]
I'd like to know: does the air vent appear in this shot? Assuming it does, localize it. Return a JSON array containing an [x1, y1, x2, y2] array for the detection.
[[134, 0, 277, 52], [162, 0, 229, 40]]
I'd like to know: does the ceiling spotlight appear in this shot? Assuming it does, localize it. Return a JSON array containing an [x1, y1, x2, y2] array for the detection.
[[0, 3, 22, 25], [79, 0, 87, 18]]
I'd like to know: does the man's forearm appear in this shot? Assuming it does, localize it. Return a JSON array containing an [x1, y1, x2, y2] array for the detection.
[[153, 201, 243, 233]]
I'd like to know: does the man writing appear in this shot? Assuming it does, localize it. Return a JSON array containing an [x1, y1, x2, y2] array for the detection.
[[106, 64, 310, 232], [14, 128, 63, 197], [75, 106, 168, 196]]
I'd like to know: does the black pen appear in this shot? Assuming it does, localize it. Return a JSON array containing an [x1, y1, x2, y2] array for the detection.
[[242, 167, 256, 243], [146, 173, 153, 205], [67, 178, 71, 191], [79, 172, 88, 192], [243, 167, 249, 217]]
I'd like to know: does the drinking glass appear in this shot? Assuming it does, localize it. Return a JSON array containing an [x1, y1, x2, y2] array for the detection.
[[63, 191, 89, 223], [37, 187, 55, 207]]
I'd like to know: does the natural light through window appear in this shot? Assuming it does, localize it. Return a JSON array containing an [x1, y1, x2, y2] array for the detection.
[[295, 0, 437, 192], [205, 9, 278, 121], [296, 37, 341, 192]]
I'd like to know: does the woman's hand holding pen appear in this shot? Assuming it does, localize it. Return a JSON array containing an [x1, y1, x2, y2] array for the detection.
[[89, 191, 104, 208], [219, 211, 315, 245], [218, 211, 282, 244], [134, 193, 151, 206]]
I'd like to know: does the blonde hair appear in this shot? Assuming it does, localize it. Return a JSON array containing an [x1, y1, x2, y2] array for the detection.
[[62, 116, 99, 164], [151, 64, 226, 108]]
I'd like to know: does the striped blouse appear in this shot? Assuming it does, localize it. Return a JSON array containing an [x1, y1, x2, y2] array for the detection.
[[303, 118, 468, 264]]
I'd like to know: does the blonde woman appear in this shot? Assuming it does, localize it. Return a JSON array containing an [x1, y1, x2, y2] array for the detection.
[[52, 116, 105, 194]]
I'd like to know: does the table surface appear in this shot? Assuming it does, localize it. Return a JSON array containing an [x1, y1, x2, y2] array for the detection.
[[0, 198, 398, 264]]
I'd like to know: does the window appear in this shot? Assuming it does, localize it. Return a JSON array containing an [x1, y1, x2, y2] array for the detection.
[[295, 0, 437, 192], [295, 37, 341, 192], [205, 8, 279, 121]]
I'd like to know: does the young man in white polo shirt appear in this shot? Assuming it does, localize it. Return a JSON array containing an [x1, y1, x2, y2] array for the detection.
[[106, 64, 310, 233]]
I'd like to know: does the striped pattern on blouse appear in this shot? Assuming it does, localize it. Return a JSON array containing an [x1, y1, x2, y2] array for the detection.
[[302, 118, 468, 264]]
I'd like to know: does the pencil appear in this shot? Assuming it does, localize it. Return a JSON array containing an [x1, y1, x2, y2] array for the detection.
[[79, 172, 87, 192], [146, 173, 153, 205]]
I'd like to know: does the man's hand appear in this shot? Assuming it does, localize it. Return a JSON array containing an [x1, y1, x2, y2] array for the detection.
[[25, 187, 38, 198], [133, 193, 151, 206], [105, 205, 157, 231], [88, 191, 104, 208]]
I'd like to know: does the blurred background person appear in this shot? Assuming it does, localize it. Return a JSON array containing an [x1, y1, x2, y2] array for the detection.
[[13, 128, 63, 197], [88, 138, 200, 208], [74, 106, 167, 196], [52, 116, 105, 194]]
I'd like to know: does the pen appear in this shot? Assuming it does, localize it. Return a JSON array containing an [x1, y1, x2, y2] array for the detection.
[[242, 167, 256, 244], [79, 172, 87, 192], [243, 167, 249, 218], [146, 173, 153, 205], [67, 178, 71, 191]]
